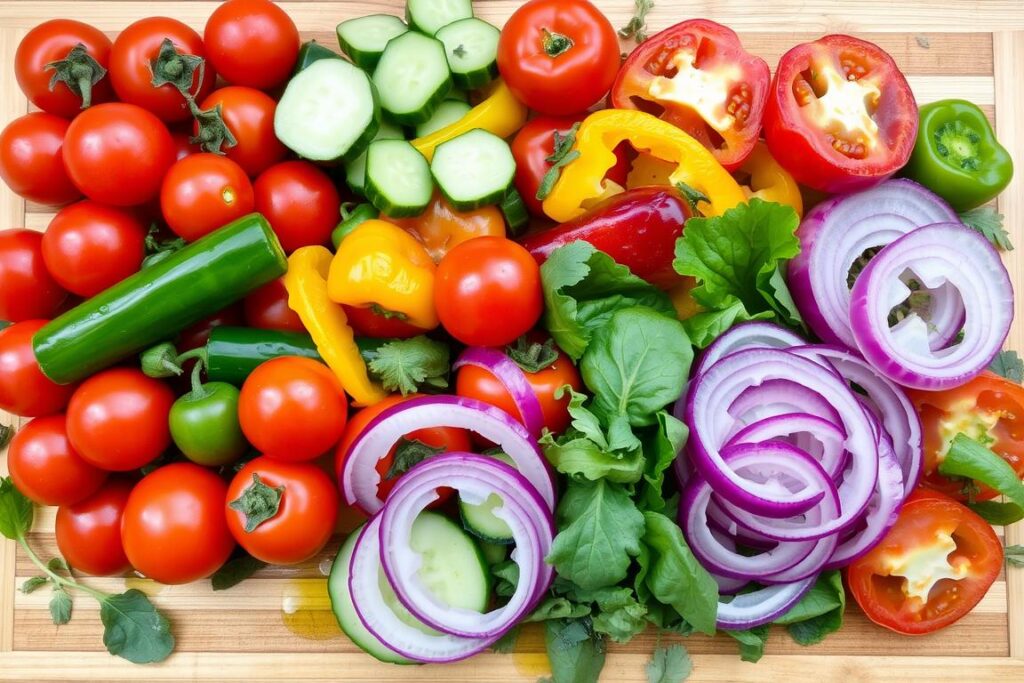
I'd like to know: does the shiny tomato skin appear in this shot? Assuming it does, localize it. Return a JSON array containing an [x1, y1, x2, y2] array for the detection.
[[342, 304, 423, 339], [908, 372, 1024, 502], [254, 161, 341, 253], [160, 153, 255, 241], [456, 345, 583, 436], [55, 477, 134, 576], [496, 0, 620, 116], [244, 278, 305, 333], [846, 489, 1001, 635], [0, 320, 76, 417], [226, 456, 339, 565], [121, 462, 235, 584], [170, 129, 200, 160], [333, 394, 471, 507], [435, 237, 543, 347], [0, 230, 67, 322], [41, 200, 147, 297], [0, 113, 81, 206], [763, 35, 918, 193], [66, 368, 175, 472], [63, 103, 176, 207], [204, 0, 300, 91], [7, 414, 108, 506], [239, 357, 349, 462], [197, 86, 287, 176], [510, 116, 630, 216], [109, 17, 216, 123], [15, 19, 114, 118]]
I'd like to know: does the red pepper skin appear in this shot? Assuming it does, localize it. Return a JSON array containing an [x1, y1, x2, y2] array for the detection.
[[519, 187, 690, 289]]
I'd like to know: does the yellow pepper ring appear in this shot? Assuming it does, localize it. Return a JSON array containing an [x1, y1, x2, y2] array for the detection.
[[283, 246, 387, 408], [542, 109, 747, 223]]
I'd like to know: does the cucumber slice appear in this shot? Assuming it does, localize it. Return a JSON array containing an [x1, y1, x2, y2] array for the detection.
[[435, 18, 499, 90], [460, 452, 516, 544], [500, 189, 530, 236], [275, 59, 380, 163], [414, 99, 471, 138], [406, 0, 473, 36], [446, 89, 469, 103], [336, 14, 409, 72], [293, 40, 340, 75], [345, 120, 404, 196], [328, 527, 415, 665], [430, 129, 516, 210], [409, 512, 491, 610], [364, 139, 433, 217], [373, 32, 452, 126]]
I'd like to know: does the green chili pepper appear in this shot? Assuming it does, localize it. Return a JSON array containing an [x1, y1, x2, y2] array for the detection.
[[331, 202, 380, 248], [169, 355, 249, 467], [205, 326, 322, 385], [904, 99, 1013, 211]]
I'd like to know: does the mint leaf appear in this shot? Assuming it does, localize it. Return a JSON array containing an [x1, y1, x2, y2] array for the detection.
[[0, 477, 33, 540], [959, 206, 1013, 251], [646, 642, 692, 683], [363, 335, 450, 395], [50, 588, 73, 625], [547, 479, 645, 590], [581, 307, 692, 429], [544, 618, 606, 683], [939, 434, 1024, 524], [211, 555, 267, 591], [724, 625, 770, 662], [639, 511, 718, 635], [540, 242, 675, 360], [639, 412, 688, 513], [100, 589, 175, 664], [989, 350, 1024, 383], [774, 570, 846, 645]]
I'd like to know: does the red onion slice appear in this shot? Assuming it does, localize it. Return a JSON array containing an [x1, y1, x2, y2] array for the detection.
[[716, 578, 816, 630], [849, 222, 1013, 390], [453, 347, 546, 436], [726, 413, 848, 481], [694, 322, 805, 377], [342, 395, 555, 514], [379, 454, 553, 639]]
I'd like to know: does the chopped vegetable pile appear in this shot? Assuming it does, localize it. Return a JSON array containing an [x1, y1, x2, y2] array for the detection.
[[0, 0, 1019, 679]]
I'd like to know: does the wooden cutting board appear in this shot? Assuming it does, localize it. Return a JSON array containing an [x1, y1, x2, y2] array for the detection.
[[1, 2, 1023, 680]]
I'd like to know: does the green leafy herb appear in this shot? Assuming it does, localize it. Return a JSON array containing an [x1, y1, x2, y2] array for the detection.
[[939, 433, 1024, 524], [1006, 544, 1024, 567], [774, 570, 846, 645], [547, 479, 645, 590], [211, 554, 267, 591], [673, 199, 803, 347], [48, 557, 69, 573], [959, 206, 1013, 251], [528, 596, 593, 623], [580, 587, 647, 642], [100, 589, 175, 664], [507, 336, 560, 373], [675, 181, 709, 214], [646, 642, 692, 683], [492, 560, 520, 599], [362, 335, 450, 395], [989, 350, 1024, 382], [724, 625, 770, 663], [385, 438, 445, 479], [619, 0, 655, 43], [50, 588, 73, 625], [536, 123, 581, 201], [638, 412, 688, 513], [0, 423, 13, 450], [491, 625, 521, 653], [227, 473, 285, 533], [544, 618, 606, 683], [0, 477, 33, 540], [540, 242, 675, 360], [21, 575, 48, 594]]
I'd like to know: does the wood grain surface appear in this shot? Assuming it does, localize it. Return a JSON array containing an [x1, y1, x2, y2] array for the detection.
[[1, 1, 1023, 680]]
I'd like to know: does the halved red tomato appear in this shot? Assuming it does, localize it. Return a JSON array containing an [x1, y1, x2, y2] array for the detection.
[[908, 372, 1024, 502], [611, 19, 769, 171], [846, 488, 1001, 635], [763, 34, 918, 193]]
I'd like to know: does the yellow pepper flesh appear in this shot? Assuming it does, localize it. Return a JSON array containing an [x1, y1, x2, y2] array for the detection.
[[542, 109, 747, 222], [737, 142, 804, 218], [284, 246, 387, 408], [327, 220, 439, 330], [412, 80, 528, 162]]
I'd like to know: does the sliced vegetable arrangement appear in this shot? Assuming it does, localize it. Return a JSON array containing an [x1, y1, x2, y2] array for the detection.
[[0, 0, 1019, 679]]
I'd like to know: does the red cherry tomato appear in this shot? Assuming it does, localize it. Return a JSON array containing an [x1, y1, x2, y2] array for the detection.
[[226, 456, 339, 565], [15, 19, 114, 118], [0, 229, 67, 322], [496, 0, 620, 116], [243, 278, 305, 333], [160, 153, 255, 241], [122, 462, 235, 584], [7, 414, 108, 506], [0, 320, 76, 418], [0, 113, 81, 206], [109, 17, 216, 123], [342, 304, 423, 340], [63, 102, 175, 207], [177, 303, 246, 352], [254, 161, 341, 253], [239, 356, 349, 462], [435, 237, 543, 346], [66, 368, 175, 471], [55, 477, 134, 577], [41, 201, 147, 297], [197, 86, 287, 176], [204, 0, 300, 91], [170, 129, 200, 160]]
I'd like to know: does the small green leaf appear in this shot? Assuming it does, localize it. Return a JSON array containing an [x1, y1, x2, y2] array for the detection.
[[774, 571, 846, 646], [0, 477, 34, 541], [527, 597, 592, 623], [491, 624, 521, 653], [492, 560, 519, 599], [989, 350, 1024, 383], [49, 588, 73, 625], [1006, 544, 1024, 567], [20, 576, 49, 594], [536, 123, 581, 201], [211, 555, 267, 591], [100, 589, 175, 664], [47, 557, 69, 573], [227, 473, 285, 533], [724, 625, 770, 663], [939, 434, 1024, 524], [959, 206, 1013, 251], [385, 438, 445, 479], [364, 336, 450, 395], [646, 642, 692, 683], [544, 618, 606, 683], [619, 0, 655, 43]]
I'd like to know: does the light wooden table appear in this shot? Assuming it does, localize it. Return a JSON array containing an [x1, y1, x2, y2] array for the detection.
[[1, 1, 1024, 680]]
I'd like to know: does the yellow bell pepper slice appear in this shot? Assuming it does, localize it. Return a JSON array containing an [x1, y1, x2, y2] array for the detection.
[[412, 80, 528, 161], [284, 246, 387, 407], [736, 142, 804, 218]]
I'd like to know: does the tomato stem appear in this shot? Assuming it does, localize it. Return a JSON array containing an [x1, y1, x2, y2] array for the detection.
[[541, 28, 575, 58], [17, 537, 108, 603], [44, 43, 108, 111]]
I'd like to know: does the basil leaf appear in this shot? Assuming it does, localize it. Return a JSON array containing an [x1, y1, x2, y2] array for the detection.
[[939, 434, 1024, 524], [0, 477, 33, 541], [774, 571, 846, 645], [100, 589, 175, 664]]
